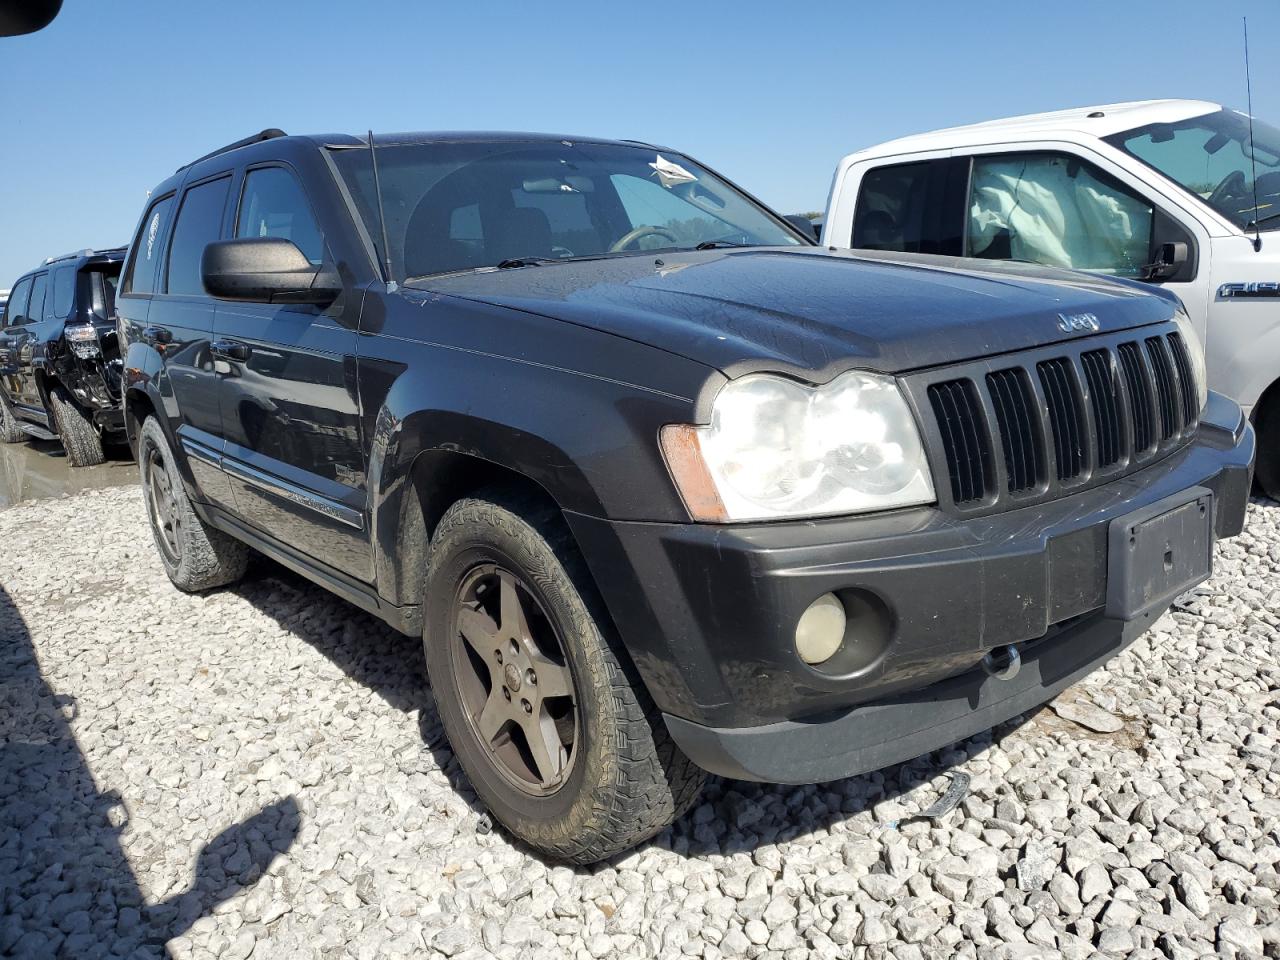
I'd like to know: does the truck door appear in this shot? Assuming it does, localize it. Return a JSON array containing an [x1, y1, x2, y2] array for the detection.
[[11, 272, 48, 412], [0, 276, 33, 408], [212, 163, 369, 581]]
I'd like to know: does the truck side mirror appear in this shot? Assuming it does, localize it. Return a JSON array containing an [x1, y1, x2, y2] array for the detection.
[[784, 216, 820, 244], [1140, 241, 1188, 282], [202, 237, 340, 306]]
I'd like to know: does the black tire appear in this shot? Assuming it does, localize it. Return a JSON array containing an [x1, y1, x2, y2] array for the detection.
[[48, 383, 105, 467], [1255, 398, 1280, 502], [138, 416, 248, 592], [0, 390, 25, 444], [423, 489, 706, 864]]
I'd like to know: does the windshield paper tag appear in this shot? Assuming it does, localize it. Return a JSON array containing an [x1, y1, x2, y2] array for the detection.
[[650, 155, 698, 189]]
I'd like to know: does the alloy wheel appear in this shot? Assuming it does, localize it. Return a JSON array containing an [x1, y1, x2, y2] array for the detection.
[[450, 564, 579, 795], [145, 444, 182, 564]]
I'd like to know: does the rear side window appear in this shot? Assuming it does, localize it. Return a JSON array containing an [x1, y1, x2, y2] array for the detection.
[[27, 274, 48, 324], [967, 153, 1154, 276], [167, 177, 231, 296], [235, 167, 325, 265], [125, 194, 175, 296], [50, 266, 76, 319], [3, 277, 32, 327], [852, 160, 966, 255]]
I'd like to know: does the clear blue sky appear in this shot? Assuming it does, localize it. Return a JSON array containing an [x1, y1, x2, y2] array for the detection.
[[1, 0, 1276, 285]]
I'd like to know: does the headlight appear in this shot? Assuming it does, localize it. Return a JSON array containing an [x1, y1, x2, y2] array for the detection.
[[1172, 311, 1208, 412], [661, 371, 935, 521], [65, 323, 101, 359]]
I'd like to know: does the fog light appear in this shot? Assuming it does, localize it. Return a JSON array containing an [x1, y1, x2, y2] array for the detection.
[[795, 593, 846, 665]]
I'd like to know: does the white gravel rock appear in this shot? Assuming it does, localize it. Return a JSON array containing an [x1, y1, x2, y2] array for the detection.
[[1, 487, 1277, 958]]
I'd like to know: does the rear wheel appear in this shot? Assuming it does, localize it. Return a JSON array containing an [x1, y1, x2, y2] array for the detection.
[[0, 391, 25, 444], [1255, 396, 1280, 502], [423, 489, 705, 864], [48, 383, 105, 467], [139, 416, 248, 591]]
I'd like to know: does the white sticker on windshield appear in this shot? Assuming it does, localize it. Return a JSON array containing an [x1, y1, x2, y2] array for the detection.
[[650, 155, 698, 189]]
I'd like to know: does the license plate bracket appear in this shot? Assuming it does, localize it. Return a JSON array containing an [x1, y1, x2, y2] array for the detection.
[[1105, 487, 1214, 622]]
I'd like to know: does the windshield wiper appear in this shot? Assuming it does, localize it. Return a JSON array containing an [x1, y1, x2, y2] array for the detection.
[[693, 239, 753, 250], [495, 257, 557, 269], [1247, 211, 1280, 229]]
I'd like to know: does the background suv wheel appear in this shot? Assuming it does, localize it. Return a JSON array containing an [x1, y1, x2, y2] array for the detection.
[[423, 488, 705, 864], [0, 391, 25, 444], [48, 383, 105, 467]]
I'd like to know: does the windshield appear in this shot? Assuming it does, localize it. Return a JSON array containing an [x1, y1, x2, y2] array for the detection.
[[1105, 108, 1280, 231], [328, 139, 804, 280]]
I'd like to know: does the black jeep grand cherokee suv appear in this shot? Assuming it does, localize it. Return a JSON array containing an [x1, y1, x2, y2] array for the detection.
[[1, 247, 126, 465], [119, 129, 1253, 863]]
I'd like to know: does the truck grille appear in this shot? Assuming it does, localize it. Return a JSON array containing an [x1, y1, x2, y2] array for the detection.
[[907, 325, 1198, 513]]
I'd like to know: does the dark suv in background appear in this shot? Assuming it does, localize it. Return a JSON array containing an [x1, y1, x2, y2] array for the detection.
[[119, 129, 1252, 864], [0, 247, 126, 465]]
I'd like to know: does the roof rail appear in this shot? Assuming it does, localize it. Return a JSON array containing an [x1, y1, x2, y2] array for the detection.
[[177, 128, 287, 173], [42, 246, 128, 265]]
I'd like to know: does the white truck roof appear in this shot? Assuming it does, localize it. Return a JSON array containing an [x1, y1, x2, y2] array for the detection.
[[845, 99, 1224, 161]]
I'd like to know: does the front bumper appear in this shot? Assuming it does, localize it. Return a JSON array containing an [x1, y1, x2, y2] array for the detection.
[[566, 393, 1254, 782]]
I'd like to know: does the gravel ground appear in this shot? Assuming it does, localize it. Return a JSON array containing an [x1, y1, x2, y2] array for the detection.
[[1, 486, 1278, 960]]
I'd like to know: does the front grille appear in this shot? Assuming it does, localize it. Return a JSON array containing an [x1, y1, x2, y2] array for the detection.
[[1037, 357, 1085, 481], [986, 368, 1043, 492], [911, 325, 1196, 514], [927, 379, 991, 504]]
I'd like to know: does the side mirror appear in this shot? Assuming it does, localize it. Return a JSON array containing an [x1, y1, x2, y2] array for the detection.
[[785, 215, 821, 243], [202, 237, 340, 305], [1140, 241, 1188, 282]]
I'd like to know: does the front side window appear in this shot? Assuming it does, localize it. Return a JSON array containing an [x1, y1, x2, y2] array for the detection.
[[236, 167, 325, 264], [125, 194, 175, 295], [3, 277, 32, 327], [329, 139, 804, 280], [27, 274, 48, 324], [50, 266, 75, 319], [1106, 108, 1280, 231], [167, 177, 231, 296], [967, 153, 1154, 276]]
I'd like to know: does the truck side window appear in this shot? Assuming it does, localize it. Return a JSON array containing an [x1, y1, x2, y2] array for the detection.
[[27, 274, 48, 324], [967, 153, 1154, 277], [50, 266, 75, 320], [3, 277, 32, 327], [852, 160, 966, 255], [236, 167, 325, 265], [124, 194, 175, 296], [167, 177, 232, 296]]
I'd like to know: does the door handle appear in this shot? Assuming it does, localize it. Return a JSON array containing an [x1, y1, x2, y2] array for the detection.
[[143, 326, 173, 345], [211, 339, 250, 362]]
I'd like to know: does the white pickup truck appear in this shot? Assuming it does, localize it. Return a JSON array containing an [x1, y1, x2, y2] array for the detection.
[[822, 99, 1279, 497]]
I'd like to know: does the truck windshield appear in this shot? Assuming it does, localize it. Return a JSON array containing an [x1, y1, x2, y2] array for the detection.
[[1105, 108, 1280, 231], [328, 139, 804, 280]]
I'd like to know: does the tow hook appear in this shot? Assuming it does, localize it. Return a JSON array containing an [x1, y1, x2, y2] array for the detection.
[[982, 644, 1021, 681]]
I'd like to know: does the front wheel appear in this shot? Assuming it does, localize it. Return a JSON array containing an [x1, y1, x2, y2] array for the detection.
[[423, 490, 705, 864], [139, 416, 248, 592], [0, 391, 25, 444], [1255, 399, 1280, 502], [48, 384, 105, 467]]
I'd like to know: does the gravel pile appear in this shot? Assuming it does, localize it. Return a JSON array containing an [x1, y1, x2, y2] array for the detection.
[[1, 486, 1277, 960]]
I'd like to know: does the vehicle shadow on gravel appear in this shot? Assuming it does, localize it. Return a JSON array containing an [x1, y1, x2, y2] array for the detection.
[[0, 584, 299, 959], [232, 559, 1047, 870]]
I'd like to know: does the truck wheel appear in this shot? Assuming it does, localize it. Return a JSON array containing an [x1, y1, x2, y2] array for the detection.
[[423, 490, 706, 864], [48, 384, 105, 467], [138, 416, 248, 592], [1255, 399, 1280, 502], [0, 391, 25, 443]]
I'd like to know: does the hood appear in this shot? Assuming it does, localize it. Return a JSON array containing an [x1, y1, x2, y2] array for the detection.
[[413, 247, 1178, 380]]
